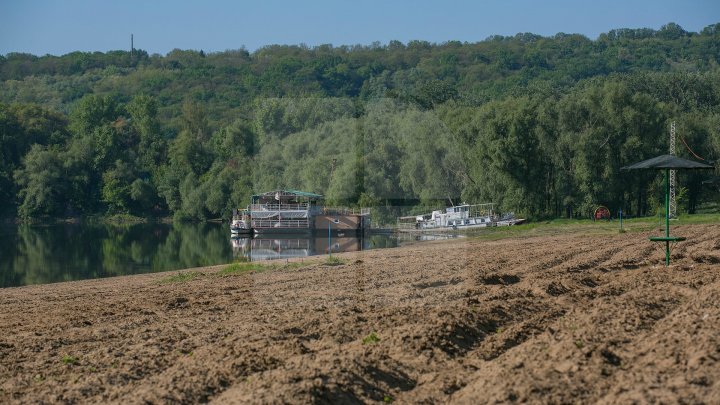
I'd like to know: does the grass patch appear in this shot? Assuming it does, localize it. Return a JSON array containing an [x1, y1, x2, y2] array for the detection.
[[158, 260, 314, 283], [219, 262, 267, 276], [464, 213, 720, 242], [219, 260, 311, 276], [324, 256, 346, 266], [218, 262, 273, 276], [362, 332, 381, 345], [61, 354, 79, 365], [160, 271, 203, 284], [673, 213, 720, 224]]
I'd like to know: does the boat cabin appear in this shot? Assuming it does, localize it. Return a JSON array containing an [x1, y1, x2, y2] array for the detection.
[[250, 190, 323, 233]]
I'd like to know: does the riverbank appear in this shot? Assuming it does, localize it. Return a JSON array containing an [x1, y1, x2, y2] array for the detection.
[[5, 213, 177, 225], [1, 223, 719, 403]]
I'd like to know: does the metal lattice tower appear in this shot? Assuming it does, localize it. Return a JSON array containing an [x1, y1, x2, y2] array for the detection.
[[669, 121, 677, 218]]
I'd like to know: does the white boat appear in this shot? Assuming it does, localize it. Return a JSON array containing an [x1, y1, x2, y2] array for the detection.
[[398, 203, 525, 231], [230, 209, 252, 236]]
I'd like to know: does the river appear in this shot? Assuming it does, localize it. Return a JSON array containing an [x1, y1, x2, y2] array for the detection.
[[0, 222, 416, 288]]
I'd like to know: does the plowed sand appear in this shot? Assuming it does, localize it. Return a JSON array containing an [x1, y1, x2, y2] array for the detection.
[[1, 224, 719, 403]]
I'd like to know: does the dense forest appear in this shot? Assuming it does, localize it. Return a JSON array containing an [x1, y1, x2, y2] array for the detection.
[[1, 22, 719, 222]]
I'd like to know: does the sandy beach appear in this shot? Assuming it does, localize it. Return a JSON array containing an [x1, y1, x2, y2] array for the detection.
[[1, 224, 719, 403]]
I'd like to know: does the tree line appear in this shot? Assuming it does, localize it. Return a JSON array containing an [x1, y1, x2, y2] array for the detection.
[[1, 23, 718, 221]]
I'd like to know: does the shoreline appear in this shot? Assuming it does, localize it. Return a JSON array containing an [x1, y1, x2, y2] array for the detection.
[[5, 214, 176, 226], [1, 224, 719, 403]]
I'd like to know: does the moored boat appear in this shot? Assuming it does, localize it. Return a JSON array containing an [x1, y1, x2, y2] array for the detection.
[[230, 209, 252, 236], [250, 190, 321, 234], [237, 190, 370, 236], [397, 203, 524, 231]]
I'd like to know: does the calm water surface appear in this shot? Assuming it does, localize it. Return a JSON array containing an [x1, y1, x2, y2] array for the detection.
[[0, 222, 430, 288]]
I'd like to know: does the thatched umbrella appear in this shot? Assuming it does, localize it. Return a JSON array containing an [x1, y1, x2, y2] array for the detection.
[[621, 154, 714, 265]]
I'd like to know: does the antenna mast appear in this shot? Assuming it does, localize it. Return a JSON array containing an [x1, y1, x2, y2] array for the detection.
[[131, 34, 134, 59], [669, 121, 677, 218]]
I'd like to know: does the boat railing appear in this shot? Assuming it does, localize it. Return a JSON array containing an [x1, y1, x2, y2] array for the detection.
[[250, 203, 310, 212], [323, 207, 371, 216], [252, 219, 310, 229], [397, 216, 419, 229], [252, 239, 311, 249], [394, 203, 496, 230], [468, 203, 494, 218], [249, 204, 370, 216]]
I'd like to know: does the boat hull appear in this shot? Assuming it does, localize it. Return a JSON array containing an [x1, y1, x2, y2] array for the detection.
[[496, 218, 526, 226], [231, 228, 253, 237], [253, 227, 312, 235], [230, 218, 252, 237]]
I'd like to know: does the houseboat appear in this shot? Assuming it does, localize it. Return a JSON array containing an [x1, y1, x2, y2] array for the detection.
[[236, 190, 371, 235], [249, 190, 321, 234]]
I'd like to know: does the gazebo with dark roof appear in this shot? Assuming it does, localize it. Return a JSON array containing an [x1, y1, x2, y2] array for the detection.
[[621, 154, 714, 266]]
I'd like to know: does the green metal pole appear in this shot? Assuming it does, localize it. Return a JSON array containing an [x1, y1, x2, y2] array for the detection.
[[328, 222, 332, 258], [665, 168, 670, 266]]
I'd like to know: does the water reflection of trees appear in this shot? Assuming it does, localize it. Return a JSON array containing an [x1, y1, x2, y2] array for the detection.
[[1, 224, 402, 288], [0, 226, 21, 287], [2, 222, 233, 287], [367, 235, 399, 249], [152, 222, 232, 270], [10, 224, 106, 286]]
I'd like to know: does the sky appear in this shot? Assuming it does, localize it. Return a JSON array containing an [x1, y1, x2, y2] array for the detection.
[[1, 0, 719, 56]]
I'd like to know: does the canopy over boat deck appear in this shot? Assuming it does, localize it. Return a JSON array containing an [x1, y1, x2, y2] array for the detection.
[[251, 190, 323, 206]]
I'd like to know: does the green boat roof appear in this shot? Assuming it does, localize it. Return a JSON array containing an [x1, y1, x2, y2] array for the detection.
[[251, 189, 324, 199]]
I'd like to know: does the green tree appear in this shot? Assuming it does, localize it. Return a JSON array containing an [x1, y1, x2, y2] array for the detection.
[[69, 94, 120, 136], [126, 94, 166, 171], [101, 160, 135, 213], [14, 145, 68, 218]]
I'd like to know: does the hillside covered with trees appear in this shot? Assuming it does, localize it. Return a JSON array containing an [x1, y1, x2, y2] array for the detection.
[[1, 22, 719, 222]]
